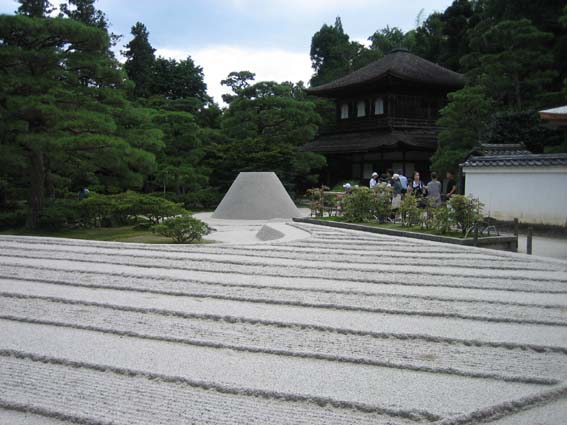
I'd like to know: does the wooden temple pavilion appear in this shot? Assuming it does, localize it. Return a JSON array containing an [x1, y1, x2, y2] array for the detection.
[[303, 48, 465, 186]]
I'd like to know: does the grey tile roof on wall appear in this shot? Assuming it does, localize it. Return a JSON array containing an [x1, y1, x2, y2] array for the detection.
[[462, 153, 567, 168], [474, 144, 532, 157], [306, 50, 465, 96], [302, 130, 437, 153]]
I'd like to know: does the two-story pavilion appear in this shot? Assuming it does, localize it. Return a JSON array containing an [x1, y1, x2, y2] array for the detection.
[[303, 48, 465, 186]]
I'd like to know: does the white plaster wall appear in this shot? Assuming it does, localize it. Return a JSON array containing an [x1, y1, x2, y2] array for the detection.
[[463, 166, 567, 226]]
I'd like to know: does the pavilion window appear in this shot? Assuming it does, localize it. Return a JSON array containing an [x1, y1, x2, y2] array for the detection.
[[356, 100, 366, 117], [340, 103, 349, 119], [374, 97, 384, 115]]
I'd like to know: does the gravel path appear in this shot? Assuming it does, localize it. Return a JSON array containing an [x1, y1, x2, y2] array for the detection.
[[1, 224, 566, 424]]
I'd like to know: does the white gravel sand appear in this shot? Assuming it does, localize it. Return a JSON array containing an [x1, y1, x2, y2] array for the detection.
[[1, 223, 566, 424]]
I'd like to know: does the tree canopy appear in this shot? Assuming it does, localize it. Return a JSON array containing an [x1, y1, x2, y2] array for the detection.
[[2, 0, 567, 230], [207, 78, 325, 195], [0, 13, 162, 227], [123, 22, 155, 98]]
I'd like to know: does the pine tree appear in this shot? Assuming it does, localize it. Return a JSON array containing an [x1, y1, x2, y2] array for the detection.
[[431, 86, 495, 175], [0, 15, 162, 227], [16, 0, 54, 17], [59, 0, 107, 29], [123, 22, 156, 98], [309, 17, 355, 87], [463, 19, 556, 110]]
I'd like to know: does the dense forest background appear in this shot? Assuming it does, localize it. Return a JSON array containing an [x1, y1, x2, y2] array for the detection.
[[1, 0, 566, 228]]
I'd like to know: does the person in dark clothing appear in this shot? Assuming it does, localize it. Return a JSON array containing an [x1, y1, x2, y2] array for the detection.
[[445, 171, 457, 201], [409, 171, 426, 207]]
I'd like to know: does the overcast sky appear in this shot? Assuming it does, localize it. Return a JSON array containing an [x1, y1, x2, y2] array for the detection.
[[0, 0, 453, 103]]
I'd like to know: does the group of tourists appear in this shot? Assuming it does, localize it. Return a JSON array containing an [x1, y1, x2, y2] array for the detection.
[[368, 169, 457, 209]]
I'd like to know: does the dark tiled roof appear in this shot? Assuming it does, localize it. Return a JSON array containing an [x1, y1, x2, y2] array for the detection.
[[462, 153, 567, 168], [302, 130, 437, 154], [306, 50, 465, 96], [473, 144, 532, 156]]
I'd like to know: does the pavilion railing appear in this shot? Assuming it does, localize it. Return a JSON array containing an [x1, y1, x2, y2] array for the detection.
[[318, 116, 437, 134]]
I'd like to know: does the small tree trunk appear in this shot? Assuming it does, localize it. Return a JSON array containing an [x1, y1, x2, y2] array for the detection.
[[514, 73, 522, 110], [26, 150, 46, 229]]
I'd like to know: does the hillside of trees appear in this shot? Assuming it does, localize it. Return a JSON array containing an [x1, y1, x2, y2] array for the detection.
[[1, 0, 566, 229]]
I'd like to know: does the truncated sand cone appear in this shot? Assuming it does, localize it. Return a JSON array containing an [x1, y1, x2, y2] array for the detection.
[[213, 172, 301, 220]]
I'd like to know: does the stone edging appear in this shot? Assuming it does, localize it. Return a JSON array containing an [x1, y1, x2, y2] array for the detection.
[[293, 217, 518, 252]]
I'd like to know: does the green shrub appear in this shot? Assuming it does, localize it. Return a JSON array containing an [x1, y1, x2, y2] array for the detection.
[[77, 194, 117, 227], [448, 195, 484, 235], [431, 204, 451, 234], [0, 210, 27, 229], [343, 187, 376, 222], [306, 186, 328, 217], [399, 194, 421, 227], [179, 190, 224, 210], [131, 194, 187, 225], [39, 199, 81, 229], [152, 215, 209, 243], [373, 185, 393, 222]]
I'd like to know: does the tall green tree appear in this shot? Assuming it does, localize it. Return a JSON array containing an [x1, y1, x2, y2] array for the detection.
[[59, 0, 107, 30], [16, 0, 54, 17], [431, 86, 495, 175], [463, 19, 556, 110], [440, 0, 479, 70], [123, 22, 156, 98], [220, 70, 255, 103], [413, 13, 446, 64], [0, 14, 162, 227], [151, 109, 208, 201], [152, 56, 208, 102], [309, 17, 355, 86], [368, 26, 415, 55], [59, 0, 120, 49], [481, 111, 563, 153], [211, 78, 325, 194]]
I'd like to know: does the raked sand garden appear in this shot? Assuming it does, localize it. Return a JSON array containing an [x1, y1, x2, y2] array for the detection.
[[1, 221, 567, 424]]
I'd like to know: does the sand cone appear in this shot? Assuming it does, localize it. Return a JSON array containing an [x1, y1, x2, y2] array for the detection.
[[212, 172, 301, 220]]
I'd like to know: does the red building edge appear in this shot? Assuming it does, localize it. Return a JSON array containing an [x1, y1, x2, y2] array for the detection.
[[302, 48, 465, 187]]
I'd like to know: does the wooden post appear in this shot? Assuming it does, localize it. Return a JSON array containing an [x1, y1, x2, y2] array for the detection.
[[513, 218, 519, 236], [527, 226, 533, 255]]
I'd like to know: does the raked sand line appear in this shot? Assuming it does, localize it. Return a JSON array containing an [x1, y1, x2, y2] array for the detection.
[[4, 263, 566, 307], [6, 244, 563, 280], [0, 408, 73, 425], [436, 384, 567, 425], [1, 233, 514, 260], [4, 279, 564, 348], [1, 294, 565, 384], [2, 275, 566, 327], [4, 254, 567, 294], [2, 250, 566, 288], [0, 352, 423, 425], [4, 269, 566, 309], [2, 288, 567, 354], [0, 239, 552, 271], [0, 321, 548, 418], [4, 262, 567, 308]]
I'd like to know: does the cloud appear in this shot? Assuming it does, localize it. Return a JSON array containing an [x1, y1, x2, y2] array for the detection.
[[227, 0, 373, 15], [156, 45, 312, 105]]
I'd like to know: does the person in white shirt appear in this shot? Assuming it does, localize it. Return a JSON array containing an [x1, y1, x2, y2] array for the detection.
[[369, 172, 378, 189]]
